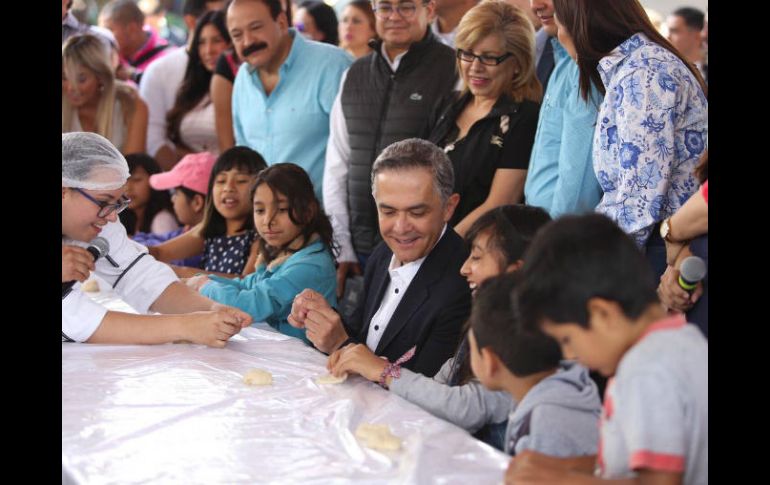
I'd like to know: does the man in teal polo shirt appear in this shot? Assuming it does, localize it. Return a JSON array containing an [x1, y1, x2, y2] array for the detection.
[[228, 0, 352, 200]]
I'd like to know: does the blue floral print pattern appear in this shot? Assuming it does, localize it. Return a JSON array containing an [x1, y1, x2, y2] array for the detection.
[[594, 33, 707, 247]]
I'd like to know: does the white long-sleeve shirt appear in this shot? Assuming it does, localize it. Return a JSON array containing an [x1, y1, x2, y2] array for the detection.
[[139, 47, 188, 157], [323, 46, 407, 263], [62, 221, 177, 342]]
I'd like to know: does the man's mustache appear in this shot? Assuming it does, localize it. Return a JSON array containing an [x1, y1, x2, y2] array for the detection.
[[242, 42, 268, 57]]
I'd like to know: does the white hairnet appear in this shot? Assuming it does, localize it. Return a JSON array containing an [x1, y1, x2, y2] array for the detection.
[[62, 132, 130, 190]]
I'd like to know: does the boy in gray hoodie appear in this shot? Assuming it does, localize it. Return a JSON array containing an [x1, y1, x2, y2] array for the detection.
[[468, 272, 601, 458]]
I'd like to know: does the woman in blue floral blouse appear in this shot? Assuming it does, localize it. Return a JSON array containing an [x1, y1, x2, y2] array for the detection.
[[552, 0, 707, 280]]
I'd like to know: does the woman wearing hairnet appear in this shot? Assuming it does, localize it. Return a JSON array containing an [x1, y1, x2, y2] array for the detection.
[[62, 132, 252, 346]]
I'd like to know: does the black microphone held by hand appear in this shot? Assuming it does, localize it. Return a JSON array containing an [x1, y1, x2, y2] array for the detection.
[[677, 256, 707, 294], [62, 237, 110, 298]]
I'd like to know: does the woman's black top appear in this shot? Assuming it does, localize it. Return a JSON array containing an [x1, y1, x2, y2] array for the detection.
[[427, 91, 539, 226]]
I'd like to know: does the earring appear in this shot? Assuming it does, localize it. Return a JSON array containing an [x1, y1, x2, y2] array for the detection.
[[99, 84, 105, 92]]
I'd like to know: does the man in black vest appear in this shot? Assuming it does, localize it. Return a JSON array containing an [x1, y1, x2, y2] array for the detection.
[[322, 0, 458, 299], [291, 139, 471, 378]]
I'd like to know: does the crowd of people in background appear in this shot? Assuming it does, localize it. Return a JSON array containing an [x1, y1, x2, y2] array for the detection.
[[62, 0, 708, 483]]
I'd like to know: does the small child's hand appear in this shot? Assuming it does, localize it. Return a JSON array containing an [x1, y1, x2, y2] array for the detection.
[[183, 309, 244, 348], [185, 274, 211, 292], [210, 303, 253, 328], [326, 345, 347, 372], [330, 344, 387, 382]]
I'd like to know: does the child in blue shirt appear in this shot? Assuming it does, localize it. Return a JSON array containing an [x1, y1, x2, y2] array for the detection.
[[186, 163, 338, 344]]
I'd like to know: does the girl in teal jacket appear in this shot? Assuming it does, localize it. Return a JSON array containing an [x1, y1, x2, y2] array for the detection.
[[187, 163, 338, 344]]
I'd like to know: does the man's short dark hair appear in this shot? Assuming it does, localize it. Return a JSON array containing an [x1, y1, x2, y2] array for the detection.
[[672, 7, 705, 31], [101, 0, 145, 25], [371, 138, 455, 204], [516, 214, 658, 330], [229, 0, 283, 20], [470, 273, 562, 376]]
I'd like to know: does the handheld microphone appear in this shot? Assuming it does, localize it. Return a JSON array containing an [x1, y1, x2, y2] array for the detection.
[[677, 256, 707, 293], [62, 237, 110, 298]]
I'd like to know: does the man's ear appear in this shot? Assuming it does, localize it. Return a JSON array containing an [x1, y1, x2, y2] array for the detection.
[[424, 0, 437, 18], [277, 10, 289, 31], [586, 297, 625, 333], [443, 193, 461, 222]]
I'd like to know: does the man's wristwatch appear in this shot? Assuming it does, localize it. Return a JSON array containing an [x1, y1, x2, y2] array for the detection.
[[660, 217, 675, 243]]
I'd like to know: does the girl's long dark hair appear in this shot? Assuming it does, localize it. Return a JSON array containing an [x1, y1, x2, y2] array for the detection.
[[121, 153, 175, 234], [452, 204, 552, 385], [553, 0, 707, 101], [201, 146, 267, 239], [166, 10, 230, 151], [249, 163, 337, 263]]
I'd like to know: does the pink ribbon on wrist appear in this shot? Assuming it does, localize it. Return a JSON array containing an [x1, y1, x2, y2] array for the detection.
[[378, 345, 417, 389]]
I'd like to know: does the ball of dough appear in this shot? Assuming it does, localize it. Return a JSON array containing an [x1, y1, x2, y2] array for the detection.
[[316, 373, 348, 385], [355, 423, 401, 451], [243, 369, 273, 386], [81, 279, 99, 292]]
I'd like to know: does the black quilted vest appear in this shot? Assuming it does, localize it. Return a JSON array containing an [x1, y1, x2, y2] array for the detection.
[[341, 30, 457, 255]]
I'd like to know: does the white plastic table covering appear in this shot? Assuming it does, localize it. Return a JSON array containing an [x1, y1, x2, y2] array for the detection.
[[62, 278, 510, 484]]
